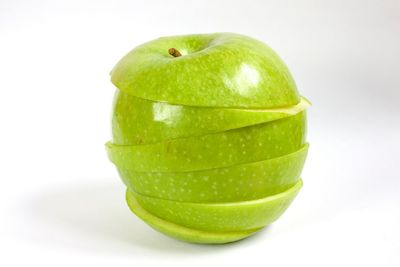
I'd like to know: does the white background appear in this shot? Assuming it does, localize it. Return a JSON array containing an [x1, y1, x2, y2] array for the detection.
[[1, 0, 399, 266]]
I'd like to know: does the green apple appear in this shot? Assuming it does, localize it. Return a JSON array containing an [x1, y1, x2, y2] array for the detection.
[[118, 144, 308, 202], [112, 90, 310, 145], [107, 111, 306, 172], [127, 179, 302, 232], [107, 33, 310, 244], [110, 33, 299, 108], [125, 190, 262, 244]]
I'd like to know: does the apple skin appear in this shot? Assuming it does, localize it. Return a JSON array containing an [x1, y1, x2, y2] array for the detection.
[[106, 111, 306, 172], [112, 90, 310, 145], [110, 33, 299, 108], [127, 180, 302, 232], [118, 144, 308, 202]]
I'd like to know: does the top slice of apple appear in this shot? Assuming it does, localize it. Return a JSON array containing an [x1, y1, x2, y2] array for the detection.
[[110, 33, 300, 108]]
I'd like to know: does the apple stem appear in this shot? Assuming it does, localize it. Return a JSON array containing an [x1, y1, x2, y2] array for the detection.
[[168, 48, 182, 57]]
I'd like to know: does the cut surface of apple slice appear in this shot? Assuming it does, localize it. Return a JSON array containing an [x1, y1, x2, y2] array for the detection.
[[112, 91, 311, 145], [127, 179, 302, 232], [106, 111, 306, 172], [126, 190, 262, 244], [119, 144, 308, 202], [111, 33, 300, 108]]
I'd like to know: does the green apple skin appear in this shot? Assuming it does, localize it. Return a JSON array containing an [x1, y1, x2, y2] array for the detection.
[[107, 111, 306, 172], [125, 190, 263, 244], [127, 179, 302, 232], [112, 90, 310, 145], [110, 33, 299, 108], [118, 144, 308, 202]]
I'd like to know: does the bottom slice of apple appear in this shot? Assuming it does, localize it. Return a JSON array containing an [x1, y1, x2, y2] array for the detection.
[[126, 191, 262, 244], [126, 180, 302, 235]]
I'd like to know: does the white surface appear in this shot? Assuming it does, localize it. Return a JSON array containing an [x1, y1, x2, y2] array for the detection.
[[1, 0, 399, 266]]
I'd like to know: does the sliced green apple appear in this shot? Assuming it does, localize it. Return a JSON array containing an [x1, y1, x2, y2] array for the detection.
[[127, 179, 302, 232], [118, 144, 308, 202], [125, 192, 262, 244], [112, 90, 311, 145], [106, 111, 306, 172], [111, 33, 300, 108]]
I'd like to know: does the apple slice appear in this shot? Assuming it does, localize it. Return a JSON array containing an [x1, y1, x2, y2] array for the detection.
[[118, 144, 308, 202], [110, 33, 300, 108], [127, 179, 302, 232], [125, 190, 262, 244], [106, 111, 306, 172], [112, 91, 311, 145]]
